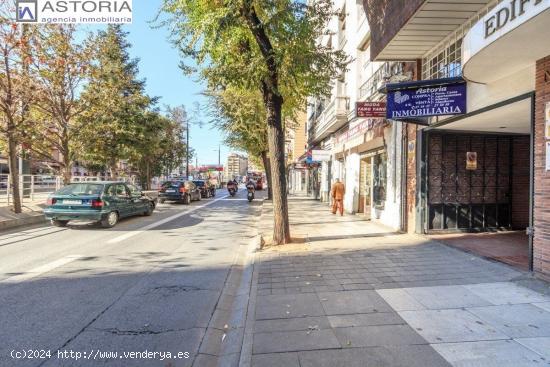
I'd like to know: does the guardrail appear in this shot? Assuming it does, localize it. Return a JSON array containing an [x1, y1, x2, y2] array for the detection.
[[0, 175, 136, 207]]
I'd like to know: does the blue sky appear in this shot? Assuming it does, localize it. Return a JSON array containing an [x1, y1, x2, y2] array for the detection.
[[119, 1, 231, 166]]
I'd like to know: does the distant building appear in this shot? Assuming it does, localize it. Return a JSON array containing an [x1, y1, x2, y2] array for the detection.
[[226, 153, 248, 180]]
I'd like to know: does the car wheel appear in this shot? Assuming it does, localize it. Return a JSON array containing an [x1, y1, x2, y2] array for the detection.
[[101, 211, 119, 228], [143, 202, 154, 216], [158, 198, 165, 204], [51, 219, 69, 227], [184, 194, 191, 205]]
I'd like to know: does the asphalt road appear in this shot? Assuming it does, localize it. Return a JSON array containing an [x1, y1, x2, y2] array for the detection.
[[0, 187, 264, 367]]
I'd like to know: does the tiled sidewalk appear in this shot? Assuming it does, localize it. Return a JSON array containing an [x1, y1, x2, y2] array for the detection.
[[244, 198, 550, 367]]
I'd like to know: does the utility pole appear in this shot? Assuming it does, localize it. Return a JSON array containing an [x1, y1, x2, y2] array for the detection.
[[185, 119, 190, 179]]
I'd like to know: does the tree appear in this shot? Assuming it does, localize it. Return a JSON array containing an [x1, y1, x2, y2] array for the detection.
[[22, 24, 92, 184], [162, 0, 347, 244], [77, 25, 153, 178], [207, 87, 271, 199], [129, 109, 188, 189], [0, 2, 36, 213]]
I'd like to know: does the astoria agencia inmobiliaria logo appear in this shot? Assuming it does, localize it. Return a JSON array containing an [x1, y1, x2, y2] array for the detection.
[[15, 0, 132, 24]]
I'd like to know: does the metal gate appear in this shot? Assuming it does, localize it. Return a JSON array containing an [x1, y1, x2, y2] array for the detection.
[[427, 133, 522, 231]]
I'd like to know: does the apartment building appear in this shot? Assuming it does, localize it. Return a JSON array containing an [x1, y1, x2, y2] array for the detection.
[[307, 0, 413, 230], [363, 0, 550, 279], [226, 153, 248, 180]]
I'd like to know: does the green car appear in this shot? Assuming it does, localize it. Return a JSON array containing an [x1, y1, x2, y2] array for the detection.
[[44, 181, 156, 228]]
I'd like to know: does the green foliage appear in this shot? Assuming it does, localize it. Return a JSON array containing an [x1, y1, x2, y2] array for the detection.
[[77, 25, 153, 175], [162, 0, 347, 103]]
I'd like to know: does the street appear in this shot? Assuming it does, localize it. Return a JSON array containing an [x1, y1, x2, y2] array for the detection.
[[0, 188, 263, 367]]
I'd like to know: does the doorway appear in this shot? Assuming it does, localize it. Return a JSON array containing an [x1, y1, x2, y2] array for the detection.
[[358, 157, 372, 219]]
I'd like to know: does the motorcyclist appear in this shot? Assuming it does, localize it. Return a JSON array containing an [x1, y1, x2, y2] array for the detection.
[[246, 179, 256, 193]]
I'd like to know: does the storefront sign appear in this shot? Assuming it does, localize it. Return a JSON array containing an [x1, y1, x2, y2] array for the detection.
[[466, 152, 478, 170], [386, 83, 467, 119], [546, 102, 550, 139], [356, 102, 386, 118], [311, 150, 331, 162], [336, 120, 385, 144], [547, 142, 550, 171]]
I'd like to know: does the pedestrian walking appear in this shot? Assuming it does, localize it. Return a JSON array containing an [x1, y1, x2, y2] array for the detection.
[[331, 178, 345, 216]]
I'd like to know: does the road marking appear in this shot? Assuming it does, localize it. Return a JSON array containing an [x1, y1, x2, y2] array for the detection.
[[1, 255, 82, 284], [106, 195, 230, 244]]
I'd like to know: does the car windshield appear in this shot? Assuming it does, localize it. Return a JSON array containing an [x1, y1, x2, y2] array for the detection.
[[56, 183, 104, 196], [162, 181, 182, 188], [193, 181, 205, 187]]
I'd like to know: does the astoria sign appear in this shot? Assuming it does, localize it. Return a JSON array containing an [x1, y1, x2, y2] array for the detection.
[[386, 83, 467, 119]]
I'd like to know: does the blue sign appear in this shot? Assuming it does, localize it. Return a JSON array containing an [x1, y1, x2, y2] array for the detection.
[[387, 83, 466, 120]]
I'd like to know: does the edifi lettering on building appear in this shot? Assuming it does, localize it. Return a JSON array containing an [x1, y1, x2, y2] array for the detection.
[[485, 0, 546, 38]]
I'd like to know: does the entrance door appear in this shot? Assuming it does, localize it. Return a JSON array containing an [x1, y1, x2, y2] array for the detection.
[[359, 157, 372, 219]]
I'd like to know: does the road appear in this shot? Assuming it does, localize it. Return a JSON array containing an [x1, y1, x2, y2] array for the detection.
[[0, 187, 263, 367]]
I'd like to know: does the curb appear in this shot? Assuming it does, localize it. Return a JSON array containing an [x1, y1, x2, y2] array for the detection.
[[192, 201, 264, 367], [0, 213, 46, 231]]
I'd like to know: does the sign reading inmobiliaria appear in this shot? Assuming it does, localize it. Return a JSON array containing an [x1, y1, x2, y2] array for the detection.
[[15, 0, 132, 24], [386, 83, 466, 119]]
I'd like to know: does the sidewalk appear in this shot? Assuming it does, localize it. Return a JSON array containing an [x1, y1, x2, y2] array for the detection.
[[241, 197, 550, 367], [0, 203, 46, 231]]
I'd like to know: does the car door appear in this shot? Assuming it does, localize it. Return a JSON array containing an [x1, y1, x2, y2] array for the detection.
[[126, 184, 146, 215], [113, 184, 132, 217]]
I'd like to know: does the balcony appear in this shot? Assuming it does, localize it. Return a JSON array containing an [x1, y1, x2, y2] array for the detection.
[[309, 96, 350, 145], [359, 62, 412, 101]]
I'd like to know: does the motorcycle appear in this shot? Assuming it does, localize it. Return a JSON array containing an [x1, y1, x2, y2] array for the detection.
[[227, 183, 237, 197], [246, 184, 255, 202]]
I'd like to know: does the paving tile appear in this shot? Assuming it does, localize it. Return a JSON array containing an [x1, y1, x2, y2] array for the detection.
[[333, 324, 427, 348], [376, 288, 427, 311], [432, 340, 549, 367], [298, 345, 451, 367], [327, 312, 405, 328], [252, 329, 340, 354], [515, 337, 550, 360], [251, 352, 300, 367], [404, 285, 492, 309], [533, 302, 550, 312], [467, 304, 550, 338], [255, 293, 324, 320], [464, 282, 550, 305], [318, 290, 392, 315], [254, 316, 331, 333], [399, 309, 506, 343]]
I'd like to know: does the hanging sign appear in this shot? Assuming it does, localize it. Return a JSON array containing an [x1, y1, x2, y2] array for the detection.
[[545, 102, 550, 139], [312, 150, 331, 162], [466, 152, 478, 170], [547, 142, 550, 171], [387, 83, 467, 119], [356, 102, 386, 118]]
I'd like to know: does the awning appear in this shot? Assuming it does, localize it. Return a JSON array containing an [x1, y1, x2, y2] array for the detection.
[[365, 0, 494, 61]]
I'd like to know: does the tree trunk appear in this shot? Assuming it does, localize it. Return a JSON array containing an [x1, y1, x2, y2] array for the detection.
[[7, 135, 22, 214], [146, 161, 151, 190], [260, 150, 272, 200], [265, 90, 290, 245]]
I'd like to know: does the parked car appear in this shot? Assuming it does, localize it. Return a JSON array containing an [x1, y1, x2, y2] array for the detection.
[[44, 181, 156, 228], [158, 180, 201, 204], [193, 180, 215, 198]]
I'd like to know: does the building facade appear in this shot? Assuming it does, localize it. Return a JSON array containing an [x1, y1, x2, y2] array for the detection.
[[226, 153, 248, 180], [307, 0, 412, 230], [363, 0, 550, 280]]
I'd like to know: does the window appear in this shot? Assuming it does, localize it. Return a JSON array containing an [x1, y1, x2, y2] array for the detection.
[[424, 39, 462, 80], [373, 153, 387, 209], [57, 183, 104, 196]]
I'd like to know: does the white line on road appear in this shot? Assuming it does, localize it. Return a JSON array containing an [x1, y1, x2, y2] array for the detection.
[[1, 255, 83, 284], [106, 195, 230, 244]]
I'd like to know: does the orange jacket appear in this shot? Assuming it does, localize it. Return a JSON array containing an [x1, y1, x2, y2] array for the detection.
[[331, 182, 345, 200]]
